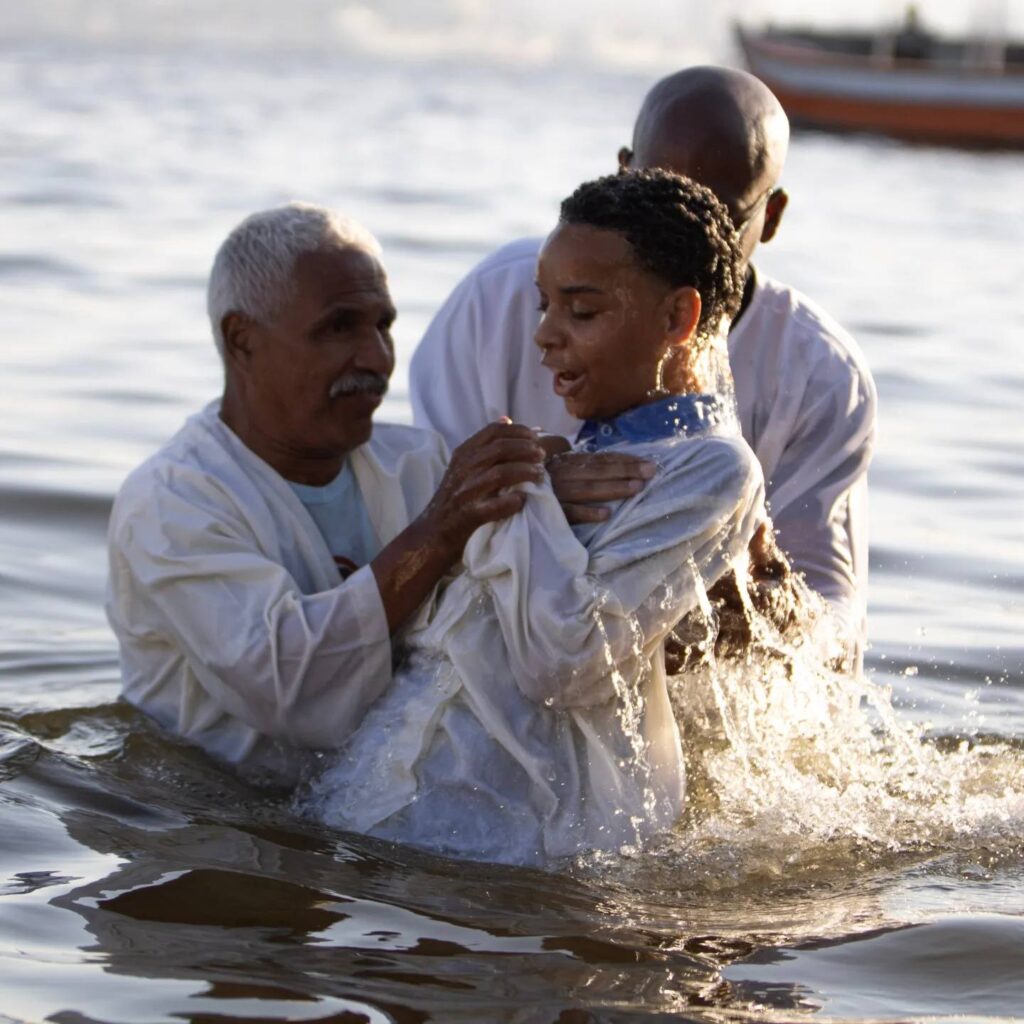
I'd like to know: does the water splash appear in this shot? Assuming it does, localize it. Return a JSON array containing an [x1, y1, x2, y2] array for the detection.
[[581, 575, 1024, 886], [693, 322, 741, 431], [592, 586, 657, 842]]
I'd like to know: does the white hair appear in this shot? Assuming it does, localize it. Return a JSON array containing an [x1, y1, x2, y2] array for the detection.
[[207, 201, 383, 358]]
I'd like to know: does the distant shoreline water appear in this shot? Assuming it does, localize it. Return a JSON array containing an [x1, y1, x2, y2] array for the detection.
[[5, 0, 1023, 71]]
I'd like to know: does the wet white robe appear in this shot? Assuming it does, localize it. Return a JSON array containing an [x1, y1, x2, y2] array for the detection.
[[106, 401, 447, 778], [303, 428, 764, 866], [409, 238, 876, 650]]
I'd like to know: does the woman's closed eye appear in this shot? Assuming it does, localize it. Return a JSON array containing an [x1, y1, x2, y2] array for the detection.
[[534, 302, 598, 320]]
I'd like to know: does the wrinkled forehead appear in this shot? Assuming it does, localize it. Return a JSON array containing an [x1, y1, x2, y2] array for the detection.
[[291, 243, 391, 304]]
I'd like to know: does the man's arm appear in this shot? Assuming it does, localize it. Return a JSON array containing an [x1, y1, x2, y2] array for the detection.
[[665, 358, 876, 676], [371, 422, 546, 631], [109, 424, 545, 751], [110, 490, 396, 752], [765, 360, 876, 652]]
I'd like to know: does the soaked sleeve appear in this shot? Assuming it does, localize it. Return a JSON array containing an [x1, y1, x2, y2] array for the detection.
[[109, 480, 393, 750], [461, 438, 764, 709]]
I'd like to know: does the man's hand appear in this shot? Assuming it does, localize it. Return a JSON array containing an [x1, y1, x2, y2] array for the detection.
[[372, 420, 545, 633], [748, 521, 790, 584], [744, 521, 800, 635], [547, 450, 656, 524], [423, 420, 546, 556], [664, 522, 798, 673]]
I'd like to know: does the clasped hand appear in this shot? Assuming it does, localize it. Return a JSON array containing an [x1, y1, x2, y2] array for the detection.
[[426, 424, 658, 551], [665, 522, 797, 673], [540, 435, 656, 524]]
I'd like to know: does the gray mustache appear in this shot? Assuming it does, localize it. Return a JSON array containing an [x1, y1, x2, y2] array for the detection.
[[329, 372, 389, 399]]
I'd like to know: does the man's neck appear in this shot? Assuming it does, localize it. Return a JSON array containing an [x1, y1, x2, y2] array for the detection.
[[219, 392, 345, 487], [732, 265, 758, 329]]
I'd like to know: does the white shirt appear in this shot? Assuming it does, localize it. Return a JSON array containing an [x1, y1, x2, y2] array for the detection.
[[410, 237, 877, 645], [303, 418, 764, 866], [106, 402, 447, 777]]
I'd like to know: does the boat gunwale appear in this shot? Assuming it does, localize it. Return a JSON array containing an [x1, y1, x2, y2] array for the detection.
[[737, 25, 1024, 81]]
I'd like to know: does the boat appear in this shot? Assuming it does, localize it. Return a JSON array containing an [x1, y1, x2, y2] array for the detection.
[[736, 18, 1024, 148]]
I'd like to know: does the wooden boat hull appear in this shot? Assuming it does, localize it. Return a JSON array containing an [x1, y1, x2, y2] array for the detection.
[[738, 27, 1024, 148]]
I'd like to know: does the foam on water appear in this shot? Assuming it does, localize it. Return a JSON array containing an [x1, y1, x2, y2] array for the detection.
[[300, 410, 1024, 878]]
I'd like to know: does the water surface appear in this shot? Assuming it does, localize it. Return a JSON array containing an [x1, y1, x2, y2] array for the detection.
[[2, 24, 1024, 1024]]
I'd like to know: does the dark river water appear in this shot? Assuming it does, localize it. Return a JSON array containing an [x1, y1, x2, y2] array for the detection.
[[2, 24, 1024, 1024]]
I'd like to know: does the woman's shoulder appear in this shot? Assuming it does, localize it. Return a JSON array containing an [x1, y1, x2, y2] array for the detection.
[[656, 432, 762, 491], [629, 433, 765, 531]]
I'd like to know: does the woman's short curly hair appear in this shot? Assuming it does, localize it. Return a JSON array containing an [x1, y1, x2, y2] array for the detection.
[[559, 169, 744, 339]]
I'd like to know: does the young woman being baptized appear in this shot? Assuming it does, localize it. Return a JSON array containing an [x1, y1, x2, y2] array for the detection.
[[300, 169, 765, 867]]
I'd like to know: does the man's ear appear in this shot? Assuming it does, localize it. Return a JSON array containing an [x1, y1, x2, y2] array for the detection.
[[617, 146, 633, 172], [665, 286, 702, 345], [761, 188, 789, 244], [221, 312, 258, 370]]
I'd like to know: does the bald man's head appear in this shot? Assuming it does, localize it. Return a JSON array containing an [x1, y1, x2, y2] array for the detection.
[[619, 66, 791, 264]]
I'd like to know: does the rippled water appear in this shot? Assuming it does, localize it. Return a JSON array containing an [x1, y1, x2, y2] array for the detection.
[[2, 22, 1024, 1024]]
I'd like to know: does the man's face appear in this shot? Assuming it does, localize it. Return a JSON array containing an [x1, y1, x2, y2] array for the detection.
[[238, 244, 396, 459], [535, 223, 683, 422]]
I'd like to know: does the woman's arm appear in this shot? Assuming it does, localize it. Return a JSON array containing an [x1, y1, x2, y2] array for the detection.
[[461, 436, 765, 708]]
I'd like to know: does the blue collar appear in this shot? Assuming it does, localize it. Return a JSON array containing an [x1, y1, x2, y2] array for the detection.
[[576, 393, 724, 451]]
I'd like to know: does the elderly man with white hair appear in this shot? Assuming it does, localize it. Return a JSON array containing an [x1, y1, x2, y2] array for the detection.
[[106, 202, 548, 778]]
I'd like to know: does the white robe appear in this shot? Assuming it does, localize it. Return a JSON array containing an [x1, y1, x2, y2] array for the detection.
[[106, 401, 448, 778], [409, 238, 877, 649], [303, 428, 764, 866]]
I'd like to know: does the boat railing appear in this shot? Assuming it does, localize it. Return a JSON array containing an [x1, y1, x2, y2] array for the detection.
[[741, 22, 1016, 76], [963, 38, 1007, 72], [871, 33, 1008, 72]]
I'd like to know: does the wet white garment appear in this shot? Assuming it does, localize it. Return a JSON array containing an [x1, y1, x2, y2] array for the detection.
[[303, 429, 764, 866], [410, 237, 877, 647], [106, 401, 447, 777]]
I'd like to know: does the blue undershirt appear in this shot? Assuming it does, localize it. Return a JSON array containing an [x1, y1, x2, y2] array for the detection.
[[289, 461, 380, 579]]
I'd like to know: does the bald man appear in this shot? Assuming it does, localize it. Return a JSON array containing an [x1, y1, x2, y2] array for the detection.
[[410, 66, 876, 660]]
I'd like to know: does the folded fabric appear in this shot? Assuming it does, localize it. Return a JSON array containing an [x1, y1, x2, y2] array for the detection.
[[302, 425, 763, 866]]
